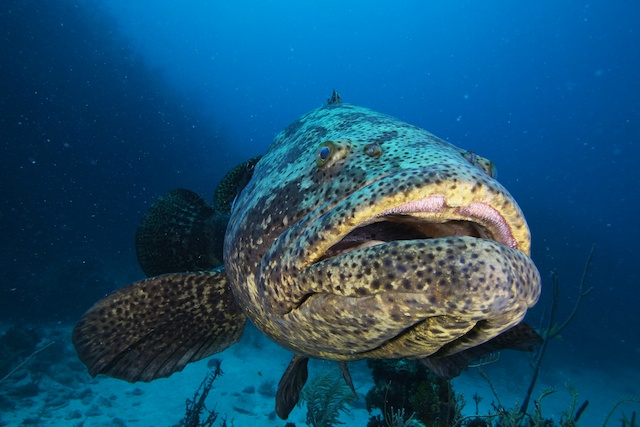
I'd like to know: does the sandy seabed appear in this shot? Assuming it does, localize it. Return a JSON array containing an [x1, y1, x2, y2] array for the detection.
[[0, 323, 638, 427]]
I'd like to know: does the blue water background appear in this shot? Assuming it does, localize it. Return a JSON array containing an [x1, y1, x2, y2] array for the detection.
[[1, 0, 639, 378]]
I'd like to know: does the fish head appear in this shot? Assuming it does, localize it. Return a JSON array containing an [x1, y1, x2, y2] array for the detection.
[[225, 103, 540, 360]]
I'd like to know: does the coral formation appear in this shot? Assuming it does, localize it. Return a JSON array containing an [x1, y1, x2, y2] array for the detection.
[[365, 359, 462, 427]]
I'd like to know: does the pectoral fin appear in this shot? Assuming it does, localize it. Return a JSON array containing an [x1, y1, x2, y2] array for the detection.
[[72, 270, 246, 382]]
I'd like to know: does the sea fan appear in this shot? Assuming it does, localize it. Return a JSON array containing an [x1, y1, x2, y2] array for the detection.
[[300, 369, 356, 427]]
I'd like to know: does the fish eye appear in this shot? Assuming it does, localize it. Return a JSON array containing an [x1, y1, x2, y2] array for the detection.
[[316, 141, 335, 166]]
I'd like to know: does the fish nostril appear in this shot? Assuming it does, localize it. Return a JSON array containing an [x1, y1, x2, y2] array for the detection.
[[364, 143, 383, 158]]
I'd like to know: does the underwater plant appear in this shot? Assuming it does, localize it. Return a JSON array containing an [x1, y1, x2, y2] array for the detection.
[[300, 369, 356, 427], [173, 358, 228, 427], [620, 411, 637, 427], [603, 398, 640, 427], [520, 246, 594, 416]]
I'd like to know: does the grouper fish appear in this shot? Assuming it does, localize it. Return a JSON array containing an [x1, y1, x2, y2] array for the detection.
[[73, 95, 541, 419]]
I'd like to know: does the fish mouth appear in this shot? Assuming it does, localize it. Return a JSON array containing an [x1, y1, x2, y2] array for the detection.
[[319, 195, 518, 263]]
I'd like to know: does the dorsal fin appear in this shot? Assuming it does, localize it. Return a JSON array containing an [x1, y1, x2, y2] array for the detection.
[[135, 188, 226, 277], [213, 156, 262, 215], [73, 270, 246, 382]]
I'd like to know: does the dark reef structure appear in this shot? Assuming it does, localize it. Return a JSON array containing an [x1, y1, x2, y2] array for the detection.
[[366, 359, 462, 427]]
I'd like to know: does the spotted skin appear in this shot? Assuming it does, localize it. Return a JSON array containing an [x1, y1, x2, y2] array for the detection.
[[225, 103, 540, 361]]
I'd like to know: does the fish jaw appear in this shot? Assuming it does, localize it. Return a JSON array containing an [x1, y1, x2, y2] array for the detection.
[[280, 237, 539, 359]]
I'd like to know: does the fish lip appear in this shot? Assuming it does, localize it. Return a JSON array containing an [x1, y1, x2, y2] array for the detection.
[[375, 196, 517, 248]]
